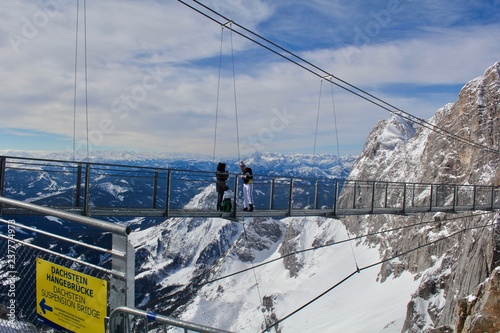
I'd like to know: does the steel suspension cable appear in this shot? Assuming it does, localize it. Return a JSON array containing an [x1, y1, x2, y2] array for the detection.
[[262, 214, 498, 332], [241, 223, 266, 325], [177, 0, 500, 156], [198, 211, 494, 286]]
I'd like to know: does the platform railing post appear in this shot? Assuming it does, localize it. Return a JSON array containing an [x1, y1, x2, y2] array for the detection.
[[370, 181, 375, 214], [232, 176, 238, 218], [453, 185, 457, 212], [402, 183, 407, 214], [491, 185, 495, 211], [165, 170, 171, 217], [473, 185, 477, 211], [352, 181, 357, 209], [314, 180, 319, 209], [429, 184, 433, 212], [109, 233, 135, 332], [152, 169, 159, 209], [83, 163, 91, 216], [287, 178, 293, 216], [270, 177, 275, 210], [75, 163, 82, 207], [384, 182, 389, 208], [333, 180, 338, 216], [412, 183, 415, 208]]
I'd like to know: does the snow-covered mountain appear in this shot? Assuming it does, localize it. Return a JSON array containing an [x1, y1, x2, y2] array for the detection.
[[343, 61, 500, 332], [127, 62, 500, 333]]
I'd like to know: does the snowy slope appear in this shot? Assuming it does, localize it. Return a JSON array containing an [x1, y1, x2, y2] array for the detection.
[[129, 183, 421, 332], [179, 217, 420, 333]]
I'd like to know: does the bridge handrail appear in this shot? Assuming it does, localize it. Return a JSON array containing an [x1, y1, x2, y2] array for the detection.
[[109, 306, 233, 333], [0, 196, 136, 331], [2, 154, 499, 186], [0, 196, 130, 235]]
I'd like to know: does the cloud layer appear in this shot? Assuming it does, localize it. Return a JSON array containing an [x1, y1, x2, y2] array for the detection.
[[1, 0, 499, 158]]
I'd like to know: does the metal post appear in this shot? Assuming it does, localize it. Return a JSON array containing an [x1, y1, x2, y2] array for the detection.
[[412, 183, 415, 208], [109, 234, 135, 310], [152, 170, 159, 209], [453, 185, 457, 212], [287, 178, 293, 216], [108, 230, 135, 333], [232, 176, 238, 218], [83, 163, 91, 216], [165, 170, 171, 217], [491, 185, 495, 211], [429, 184, 433, 212], [314, 180, 319, 209], [370, 181, 375, 213], [270, 178, 275, 210], [352, 181, 357, 209], [333, 180, 338, 216], [384, 182, 389, 208], [75, 163, 82, 207], [402, 183, 407, 214], [473, 185, 477, 211]]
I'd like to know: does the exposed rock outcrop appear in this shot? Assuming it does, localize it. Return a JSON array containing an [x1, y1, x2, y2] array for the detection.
[[342, 62, 500, 332], [456, 267, 500, 333]]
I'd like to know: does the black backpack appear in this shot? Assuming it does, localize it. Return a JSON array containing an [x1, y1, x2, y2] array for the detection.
[[221, 198, 232, 212]]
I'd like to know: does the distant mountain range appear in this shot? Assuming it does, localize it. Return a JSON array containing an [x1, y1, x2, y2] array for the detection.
[[0, 150, 356, 178]]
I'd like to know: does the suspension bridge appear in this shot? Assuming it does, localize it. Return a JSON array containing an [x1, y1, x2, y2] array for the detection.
[[1, 1, 499, 332], [1, 155, 499, 220]]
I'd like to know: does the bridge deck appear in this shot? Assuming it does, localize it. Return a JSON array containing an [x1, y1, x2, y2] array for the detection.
[[1, 204, 497, 220]]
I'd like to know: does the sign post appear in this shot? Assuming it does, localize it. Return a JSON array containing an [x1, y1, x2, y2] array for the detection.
[[36, 258, 108, 333]]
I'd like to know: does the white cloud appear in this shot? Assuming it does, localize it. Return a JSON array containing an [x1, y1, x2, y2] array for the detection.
[[0, 1, 498, 157]]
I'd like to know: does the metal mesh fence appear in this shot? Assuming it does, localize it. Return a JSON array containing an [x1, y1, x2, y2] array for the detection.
[[0, 217, 112, 333]]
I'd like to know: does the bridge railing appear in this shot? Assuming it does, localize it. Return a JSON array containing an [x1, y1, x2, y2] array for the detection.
[[109, 306, 233, 333], [0, 155, 499, 218], [337, 180, 500, 214], [0, 196, 134, 332]]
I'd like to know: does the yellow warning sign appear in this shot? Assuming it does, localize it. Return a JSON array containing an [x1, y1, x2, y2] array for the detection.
[[36, 258, 108, 333]]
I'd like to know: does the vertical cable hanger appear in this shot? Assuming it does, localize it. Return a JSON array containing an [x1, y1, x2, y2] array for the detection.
[[212, 25, 225, 169], [83, 0, 90, 162], [72, 0, 80, 162], [72, 0, 90, 162], [212, 21, 241, 164], [228, 21, 241, 161], [329, 79, 341, 158], [313, 78, 324, 157]]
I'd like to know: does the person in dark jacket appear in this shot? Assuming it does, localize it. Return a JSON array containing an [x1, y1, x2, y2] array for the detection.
[[239, 160, 254, 211], [216, 162, 229, 211]]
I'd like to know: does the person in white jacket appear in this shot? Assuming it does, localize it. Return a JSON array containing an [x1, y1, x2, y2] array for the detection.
[[239, 160, 254, 212]]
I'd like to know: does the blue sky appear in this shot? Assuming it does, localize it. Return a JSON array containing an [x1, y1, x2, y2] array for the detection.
[[0, 0, 499, 159]]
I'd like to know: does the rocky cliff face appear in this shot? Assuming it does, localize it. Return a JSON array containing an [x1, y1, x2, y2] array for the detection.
[[343, 62, 500, 332]]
